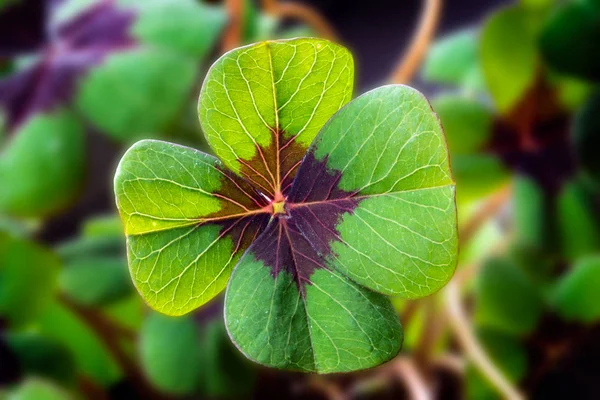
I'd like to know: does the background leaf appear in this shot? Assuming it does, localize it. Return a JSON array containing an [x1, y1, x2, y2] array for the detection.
[[139, 313, 203, 395], [481, 5, 539, 113], [475, 257, 543, 336], [4, 333, 76, 385], [4, 378, 71, 400], [422, 29, 484, 91], [36, 301, 122, 386], [0, 233, 58, 326], [59, 257, 132, 306], [573, 90, 600, 183], [77, 49, 197, 141], [540, 0, 600, 81], [0, 110, 85, 218], [131, 0, 226, 59], [552, 256, 600, 323]]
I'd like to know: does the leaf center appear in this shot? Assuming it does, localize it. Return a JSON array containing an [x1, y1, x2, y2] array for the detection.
[[272, 200, 286, 215]]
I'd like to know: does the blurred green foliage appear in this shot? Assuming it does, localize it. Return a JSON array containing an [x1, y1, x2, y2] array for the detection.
[[423, 0, 600, 396], [0, 0, 311, 398]]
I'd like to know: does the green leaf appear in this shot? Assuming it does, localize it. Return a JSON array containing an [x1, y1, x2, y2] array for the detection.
[[552, 255, 600, 322], [432, 94, 492, 154], [56, 236, 123, 261], [81, 214, 124, 239], [199, 318, 256, 397], [5, 333, 76, 385], [0, 233, 58, 326], [59, 257, 132, 306], [540, 0, 600, 81], [574, 90, 600, 183], [77, 48, 197, 141], [475, 257, 543, 336], [102, 294, 144, 332], [452, 154, 510, 202], [198, 38, 354, 197], [116, 40, 458, 373], [225, 85, 456, 372], [140, 313, 203, 395], [5, 379, 71, 400], [514, 175, 550, 250], [481, 5, 539, 113], [131, 0, 226, 59], [556, 179, 600, 260], [305, 85, 458, 298], [0, 110, 85, 218], [114, 139, 269, 315], [36, 301, 122, 385], [422, 29, 484, 90]]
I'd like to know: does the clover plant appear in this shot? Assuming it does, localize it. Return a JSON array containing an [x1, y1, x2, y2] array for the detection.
[[114, 38, 458, 373]]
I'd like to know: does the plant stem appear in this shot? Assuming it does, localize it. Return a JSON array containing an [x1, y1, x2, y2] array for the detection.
[[444, 280, 525, 400], [393, 358, 433, 400], [262, 0, 338, 40], [222, 0, 245, 51], [390, 0, 442, 83]]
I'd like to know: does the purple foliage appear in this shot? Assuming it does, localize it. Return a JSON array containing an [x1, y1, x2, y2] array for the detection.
[[0, 0, 136, 131]]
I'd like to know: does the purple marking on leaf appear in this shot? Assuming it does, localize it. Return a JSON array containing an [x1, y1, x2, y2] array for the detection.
[[250, 217, 329, 295], [287, 151, 354, 203], [249, 150, 360, 293], [0, 0, 136, 131]]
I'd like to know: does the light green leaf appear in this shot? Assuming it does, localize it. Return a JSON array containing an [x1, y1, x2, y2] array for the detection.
[[514, 175, 550, 250], [81, 214, 124, 238], [452, 154, 510, 203], [77, 48, 197, 141], [59, 257, 132, 306], [131, 0, 226, 59], [0, 233, 58, 326], [198, 38, 354, 197], [199, 318, 257, 397], [556, 179, 600, 260], [475, 257, 543, 336], [422, 29, 484, 91], [552, 255, 600, 322], [114, 139, 269, 315], [432, 94, 492, 154], [36, 301, 122, 385], [0, 110, 85, 218], [140, 313, 203, 395], [5, 379, 71, 400], [481, 5, 539, 113]]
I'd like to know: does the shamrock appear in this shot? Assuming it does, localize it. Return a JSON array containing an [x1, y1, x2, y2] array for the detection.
[[114, 38, 458, 373]]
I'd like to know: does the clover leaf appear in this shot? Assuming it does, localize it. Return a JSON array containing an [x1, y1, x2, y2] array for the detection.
[[114, 38, 458, 373]]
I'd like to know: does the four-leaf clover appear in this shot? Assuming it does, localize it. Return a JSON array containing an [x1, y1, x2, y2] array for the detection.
[[114, 38, 458, 373]]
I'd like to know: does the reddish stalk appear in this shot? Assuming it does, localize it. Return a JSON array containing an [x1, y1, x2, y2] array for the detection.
[[390, 0, 442, 83], [262, 0, 338, 40], [222, 0, 245, 51], [444, 281, 524, 400]]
